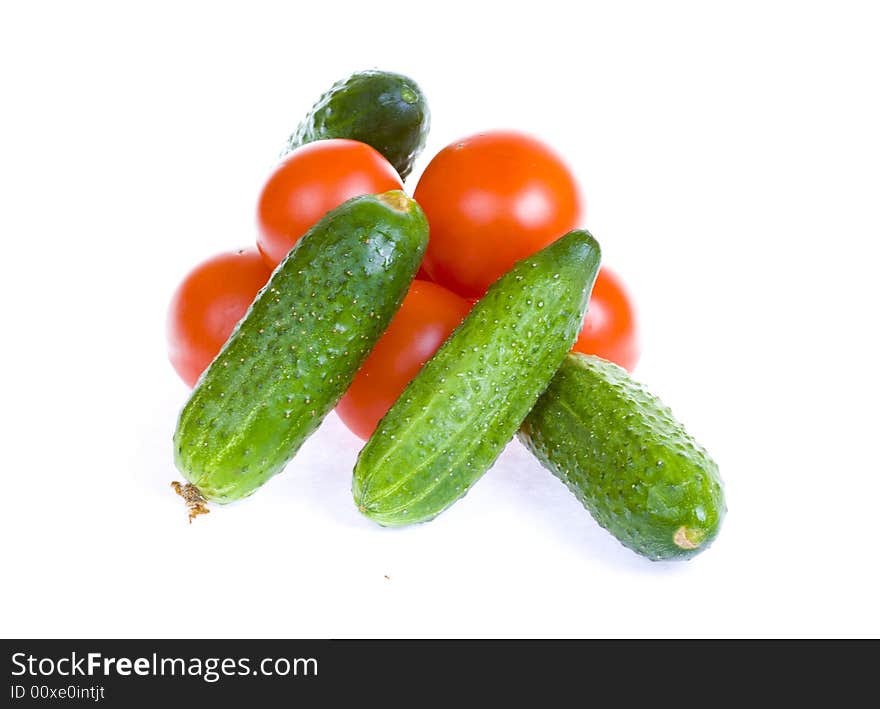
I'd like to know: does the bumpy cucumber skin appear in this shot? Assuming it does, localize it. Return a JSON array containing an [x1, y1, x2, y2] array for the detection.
[[174, 192, 428, 503], [284, 70, 430, 179], [353, 230, 601, 526], [519, 354, 726, 561]]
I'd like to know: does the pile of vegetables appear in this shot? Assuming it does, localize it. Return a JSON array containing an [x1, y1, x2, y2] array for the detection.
[[167, 70, 725, 561]]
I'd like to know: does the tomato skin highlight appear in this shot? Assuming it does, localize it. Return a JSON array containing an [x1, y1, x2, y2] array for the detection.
[[167, 248, 272, 388], [573, 266, 640, 372], [336, 280, 472, 440], [414, 130, 583, 298], [256, 138, 403, 268]]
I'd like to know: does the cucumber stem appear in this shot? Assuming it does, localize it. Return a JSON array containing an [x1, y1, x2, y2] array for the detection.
[[171, 481, 209, 523], [673, 526, 703, 550], [376, 190, 411, 213]]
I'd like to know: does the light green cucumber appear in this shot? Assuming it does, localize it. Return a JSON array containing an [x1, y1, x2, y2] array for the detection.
[[353, 230, 601, 526], [173, 191, 427, 517], [519, 354, 726, 560]]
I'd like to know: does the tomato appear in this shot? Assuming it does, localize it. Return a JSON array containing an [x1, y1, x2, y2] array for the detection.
[[336, 280, 472, 440], [573, 266, 640, 372], [167, 248, 272, 387], [413, 130, 583, 298], [256, 139, 403, 268]]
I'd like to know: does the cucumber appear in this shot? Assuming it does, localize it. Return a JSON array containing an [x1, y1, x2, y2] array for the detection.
[[283, 70, 430, 180], [353, 230, 601, 526], [172, 191, 428, 518], [519, 354, 726, 560]]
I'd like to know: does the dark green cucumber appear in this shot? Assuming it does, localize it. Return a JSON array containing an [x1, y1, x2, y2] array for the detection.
[[283, 70, 430, 179], [519, 354, 726, 560], [353, 230, 601, 526], [173, 191, 427, 509]]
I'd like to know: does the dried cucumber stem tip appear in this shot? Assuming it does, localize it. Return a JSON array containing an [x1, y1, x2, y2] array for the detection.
[[171, 481, 209, 523], [673, 526, 704, 550], [376, 191, 411, 213]]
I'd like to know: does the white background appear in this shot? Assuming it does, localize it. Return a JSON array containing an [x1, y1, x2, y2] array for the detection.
[[2, 1, 878, 638]]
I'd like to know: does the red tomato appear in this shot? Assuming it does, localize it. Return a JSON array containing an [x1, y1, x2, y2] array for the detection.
[[256, 139, 403, 268], [336, 280, 472, 440], [574, 267, 640, 372], [413, 130, 583, 298], [167, 248, 272, 387]]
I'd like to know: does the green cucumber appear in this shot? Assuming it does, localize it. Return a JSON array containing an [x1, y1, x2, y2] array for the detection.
[[519, 354, 726, 560], [283, 70, 430, 179], [173, 191, 427, 518], [353, 230, 601, 526]]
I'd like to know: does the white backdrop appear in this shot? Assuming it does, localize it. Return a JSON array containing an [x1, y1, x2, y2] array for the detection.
[[2, 1, 878, 638]]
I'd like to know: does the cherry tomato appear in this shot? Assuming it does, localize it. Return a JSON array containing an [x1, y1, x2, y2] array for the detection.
[[167, 248, 272, 387], [336, 280, 472, 440], [413, 130, 583, 298], [256, 139, 403, 268], [573, 266, 640, 372]]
